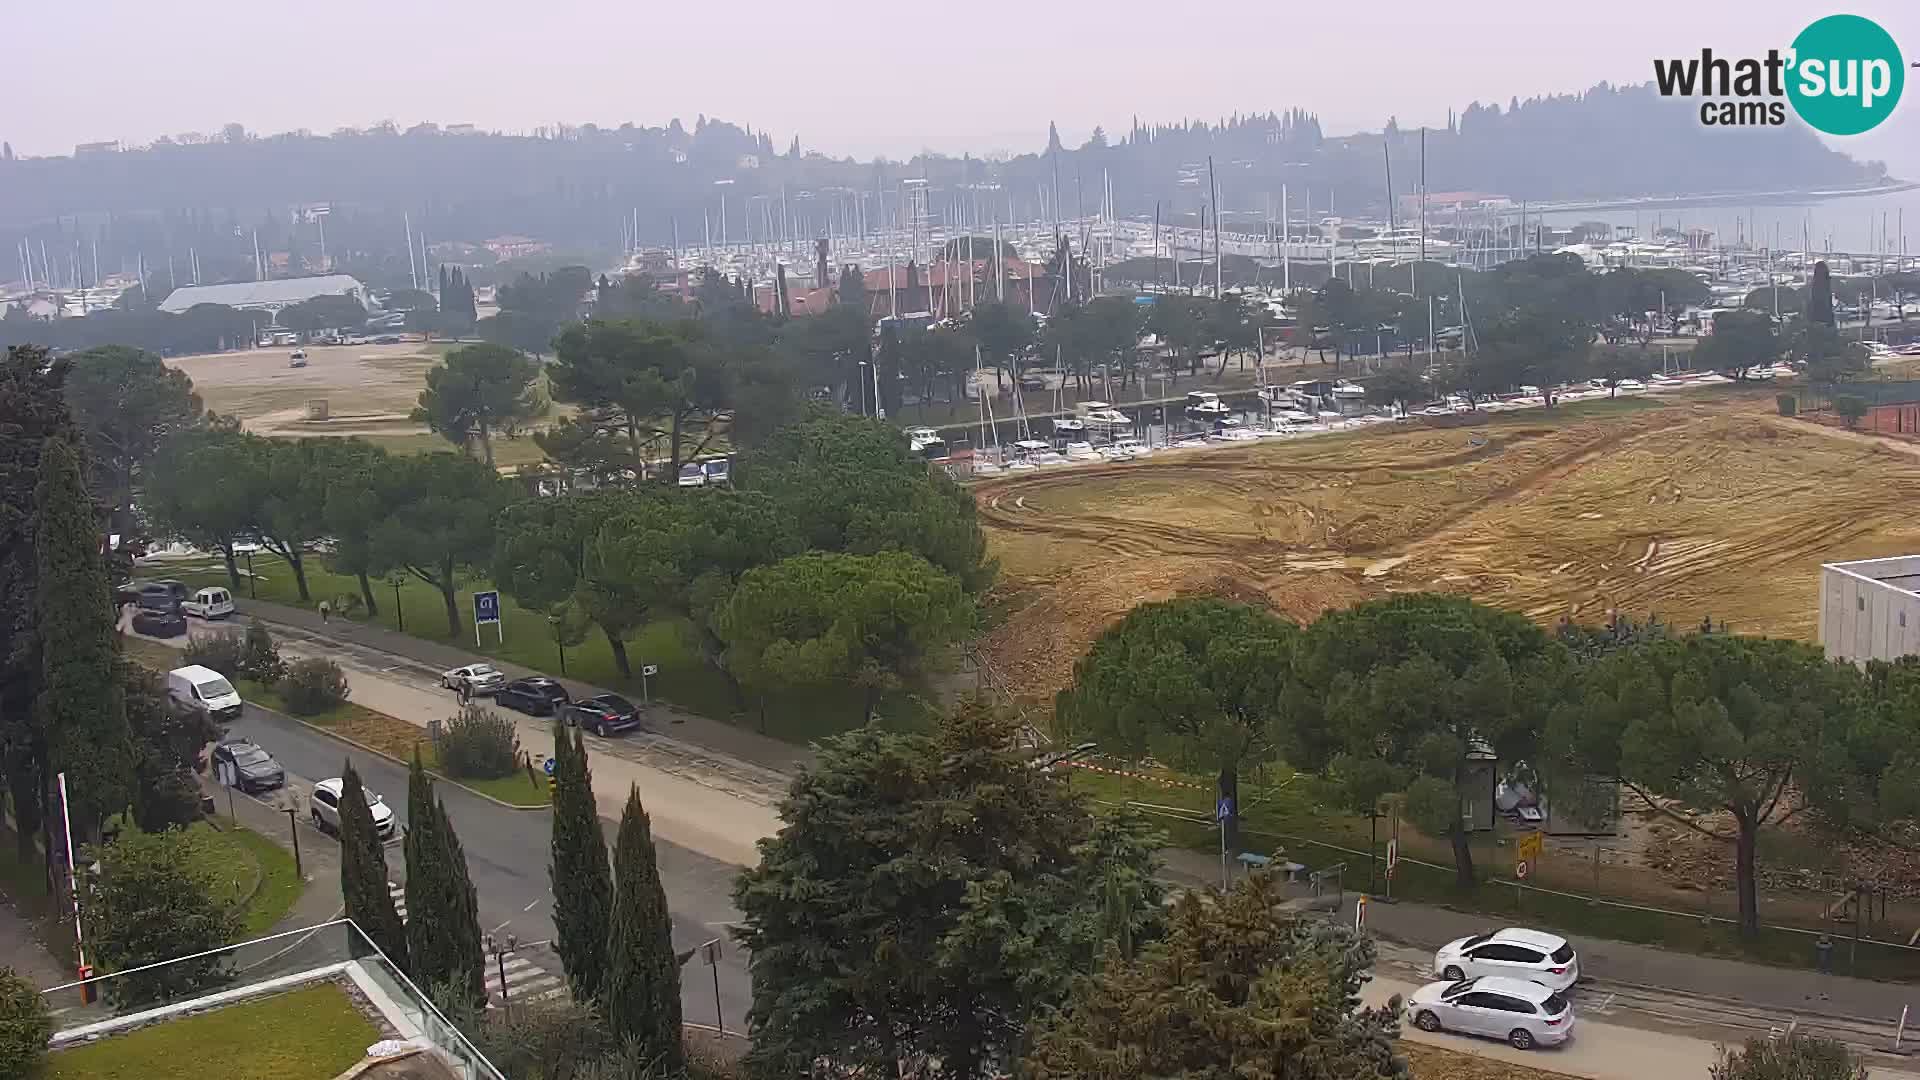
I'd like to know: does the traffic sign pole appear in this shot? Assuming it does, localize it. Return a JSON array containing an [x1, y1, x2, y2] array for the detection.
[[1216, 796, 1234, 890]]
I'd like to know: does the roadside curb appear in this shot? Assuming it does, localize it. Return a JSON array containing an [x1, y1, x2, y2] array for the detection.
[[260, 703, 551, 813], [202, 816, 267, 911]]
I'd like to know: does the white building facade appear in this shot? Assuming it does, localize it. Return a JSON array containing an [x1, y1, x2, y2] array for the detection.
[[1819, 556, 1920, 664]]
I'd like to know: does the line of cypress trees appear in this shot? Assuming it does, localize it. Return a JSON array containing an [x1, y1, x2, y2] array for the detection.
[[549, 722, 613, 1001], [338, 761, 407, 970]]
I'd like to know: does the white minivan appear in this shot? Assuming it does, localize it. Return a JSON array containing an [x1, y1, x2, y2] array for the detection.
[[167, 664, 244, 723], [182, 587, 235, 620]]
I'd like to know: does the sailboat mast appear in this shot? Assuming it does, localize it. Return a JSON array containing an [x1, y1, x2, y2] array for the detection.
[[1208, 155, 1222, 297]]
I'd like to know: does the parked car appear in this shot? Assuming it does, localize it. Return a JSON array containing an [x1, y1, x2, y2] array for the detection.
[[441, 663, 506, 695], [563, 693, 644, 737], [289, 349, 308, 367], [182, 586, 236, 619], [494, 676, 570, 717], [1405, 976, 1573, 1050], [166, 664, 244, 723], [211, 740, 285, 793], [131, 601, 188, 638], [310, 777, 395, 840], [677, 463, 706, 488], [1433, 927, 1578, 991], [119, 579, 188, 609], [702, 458, 731, 486]]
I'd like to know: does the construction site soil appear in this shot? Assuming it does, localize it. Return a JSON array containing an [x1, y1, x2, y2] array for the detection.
[[977, 395, 1920, 700]]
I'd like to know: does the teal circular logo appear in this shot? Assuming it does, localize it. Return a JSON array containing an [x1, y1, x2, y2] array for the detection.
[[1787, 15, 1904, 136]]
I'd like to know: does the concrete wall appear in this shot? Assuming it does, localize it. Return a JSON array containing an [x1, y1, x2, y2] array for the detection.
[[1820, 559, 1920, 663]]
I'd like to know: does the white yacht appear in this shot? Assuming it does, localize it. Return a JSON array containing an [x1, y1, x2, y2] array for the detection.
[[1064, 441, 1100, 460], [1185, 391, 1232, 419], [1109, 435, 1153, 458], [1052, 414, 1087, 436], [904, 426, 948, 459], [1077, 401, 1133, 428]]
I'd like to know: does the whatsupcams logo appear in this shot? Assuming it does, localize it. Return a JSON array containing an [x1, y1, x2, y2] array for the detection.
[[1653, 14, 1908, 134]]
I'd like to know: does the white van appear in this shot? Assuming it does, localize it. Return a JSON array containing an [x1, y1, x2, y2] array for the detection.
[[167, 665, 244, 723], [182, 587, 235, 620]]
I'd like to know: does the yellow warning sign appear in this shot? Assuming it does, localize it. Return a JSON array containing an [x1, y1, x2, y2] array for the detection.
[[1517, 830, 1545, 864]]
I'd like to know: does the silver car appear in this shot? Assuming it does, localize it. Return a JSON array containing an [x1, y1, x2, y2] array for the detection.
[[441, 663, 506, 695], [1406, 976, 1574, 1050]]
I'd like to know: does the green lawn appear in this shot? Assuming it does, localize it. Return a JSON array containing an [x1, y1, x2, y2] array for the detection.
[[42, 981, 378, 1079], [172, 823, 304, 935], [184, 560, 927, 745]]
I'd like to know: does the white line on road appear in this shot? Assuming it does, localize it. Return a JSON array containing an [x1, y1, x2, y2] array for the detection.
[[490, 919, 514, 934], [523, 899, 542, 912]]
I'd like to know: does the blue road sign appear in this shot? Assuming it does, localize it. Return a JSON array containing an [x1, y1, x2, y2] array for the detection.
[[474, 590, 502, 625], [543, 756, 556, 776], [1216, 797, 1235, 822]]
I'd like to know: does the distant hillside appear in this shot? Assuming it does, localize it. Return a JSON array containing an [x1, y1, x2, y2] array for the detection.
[[0, 83, 1883, 283]]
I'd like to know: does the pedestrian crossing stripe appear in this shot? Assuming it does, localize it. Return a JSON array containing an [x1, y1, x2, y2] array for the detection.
[[385, 882, 568, 1009]]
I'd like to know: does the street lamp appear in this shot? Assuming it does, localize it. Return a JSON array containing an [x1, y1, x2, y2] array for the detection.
[[857, 360, 871, 417], [388, 573, 407, 633], [548, 612, 567, 676], [244, 547, 256, 600]]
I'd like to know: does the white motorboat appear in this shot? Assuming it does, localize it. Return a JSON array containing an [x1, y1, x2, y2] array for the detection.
[[1052, 415, 1087, 435], [1209, 427, 1262, 442], [904, 426, 948, 459], [1064, 441, 1100, 460], [1185, 390, 1232, 419], [1109, 436, 1153, 458], [1077, 400, 1133, 428], [1330, 380, 1367, 399]]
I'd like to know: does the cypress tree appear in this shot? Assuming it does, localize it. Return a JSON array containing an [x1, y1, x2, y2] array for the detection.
[[1809, 261, 1836, 327], [338, 761, 407, 970], [403, 753, 485, 1007], [550, 722, 612, 1001], [35, 436, 133, 842], [603, 785, 682, 1071]]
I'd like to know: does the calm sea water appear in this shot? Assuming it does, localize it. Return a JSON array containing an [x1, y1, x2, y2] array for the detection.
[[1536, 188, 1920, 259]]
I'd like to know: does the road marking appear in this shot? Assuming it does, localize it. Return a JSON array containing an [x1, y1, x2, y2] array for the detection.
[[523, 899, 542, 912], [490, 919, 514, 934]]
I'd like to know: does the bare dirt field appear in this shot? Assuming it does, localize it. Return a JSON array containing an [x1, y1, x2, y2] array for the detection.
[[978, 391, 1920, 699], [164, 340, 443, 438]]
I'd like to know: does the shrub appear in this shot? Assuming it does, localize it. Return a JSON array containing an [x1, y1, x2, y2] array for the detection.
[[239, 621, 287, 685], [181, 628, 246, 679], [282, 658, 350, 716], [0, 967, 51, 1079], [1712, 1034, 1866, 1080], [435, 705, 520, 780], [1834, 394, 1869, 429]]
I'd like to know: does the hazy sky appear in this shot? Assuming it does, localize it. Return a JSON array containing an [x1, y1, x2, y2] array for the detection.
[[14, 0, 1919, 172]]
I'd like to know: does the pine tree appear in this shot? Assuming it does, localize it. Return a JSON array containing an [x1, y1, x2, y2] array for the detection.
[[549, 723, 612, 1001], [603, 785, 682, 1071], [36, 436, 133, 842], [339, 761, 407, 970], [403, 753, 485, 1007]]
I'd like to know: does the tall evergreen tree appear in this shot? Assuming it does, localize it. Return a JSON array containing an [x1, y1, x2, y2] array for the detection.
[[339, 761, 407, 971], [0, 345, 74, 862], [1809, 260, 1836, 327], [602, 785, 682, 1072], [35, 436, 132, 842], [550, 723, 613, 1001], [403, 754, 485, 1006]]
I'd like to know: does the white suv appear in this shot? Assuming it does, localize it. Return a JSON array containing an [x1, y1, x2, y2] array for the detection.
[[310, 777, 396, 841], [1433, 927, 1578, 991], [1407, 975, 1574, 1049]]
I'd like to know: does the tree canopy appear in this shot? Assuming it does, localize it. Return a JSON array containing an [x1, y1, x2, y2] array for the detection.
[[734, 703, 1164, 1079], [412, 343, 544, 466], [1056, 597, 1296, 853]]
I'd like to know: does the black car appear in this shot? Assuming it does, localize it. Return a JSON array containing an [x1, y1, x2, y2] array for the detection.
[[563, 693, 644, 737], [211, 740, 286, 793], [130, 597, 188, 638], [494, 677, 570, 717], [118, 578, 188, 609]]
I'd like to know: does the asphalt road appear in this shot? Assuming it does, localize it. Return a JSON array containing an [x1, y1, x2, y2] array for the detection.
[[226, 704, 754, 1030]]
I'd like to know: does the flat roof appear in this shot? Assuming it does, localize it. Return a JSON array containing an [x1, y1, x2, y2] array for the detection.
[[1824, 556, 1920, 601]]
